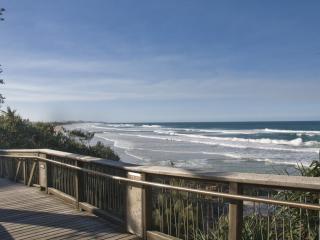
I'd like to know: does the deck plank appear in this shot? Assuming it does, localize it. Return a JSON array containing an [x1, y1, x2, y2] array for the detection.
[[0, 178, 138, 240]]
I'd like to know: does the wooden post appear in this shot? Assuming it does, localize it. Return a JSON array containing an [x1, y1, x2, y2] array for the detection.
[[144, 179, 152, 240], [228, 182, 243, 240], [27, 161, 37, 187], [23, 160, 27, 185], [38, 153, 48, 192], [75, 161, 83, 210], [0, 156, 3, 177], [126, 171, 146, 239]]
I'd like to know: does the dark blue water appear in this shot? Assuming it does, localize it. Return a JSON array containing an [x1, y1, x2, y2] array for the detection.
[[133, 121, 320, 142], [139, 121, 320, 131]]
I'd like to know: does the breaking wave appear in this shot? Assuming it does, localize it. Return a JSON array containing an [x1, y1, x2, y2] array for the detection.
[[141, 124, 162, 128], [118, 133, 319, 153]]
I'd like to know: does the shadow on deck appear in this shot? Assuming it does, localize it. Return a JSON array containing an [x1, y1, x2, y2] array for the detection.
[[0, 178, 139, 240]]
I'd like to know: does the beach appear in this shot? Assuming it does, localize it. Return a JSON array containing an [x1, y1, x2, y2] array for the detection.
[[64, 121, 320, 174]]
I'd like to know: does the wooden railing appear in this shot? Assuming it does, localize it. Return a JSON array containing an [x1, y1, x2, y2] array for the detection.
[[0, 149, 320, 240]]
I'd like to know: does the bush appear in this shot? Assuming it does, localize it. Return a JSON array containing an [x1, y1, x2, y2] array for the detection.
[[0, 107, 119, 161]]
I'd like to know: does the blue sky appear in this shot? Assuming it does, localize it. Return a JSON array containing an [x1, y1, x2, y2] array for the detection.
[[1, 1, 319, 122]]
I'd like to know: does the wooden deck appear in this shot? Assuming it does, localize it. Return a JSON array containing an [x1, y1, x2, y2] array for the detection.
[[0, 178, 139, 240]]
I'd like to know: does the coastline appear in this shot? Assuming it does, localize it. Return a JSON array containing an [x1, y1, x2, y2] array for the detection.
[[62, 121, 320, 174]]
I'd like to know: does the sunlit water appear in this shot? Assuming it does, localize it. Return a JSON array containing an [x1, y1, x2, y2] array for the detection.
[[64, 121, 320, 174]]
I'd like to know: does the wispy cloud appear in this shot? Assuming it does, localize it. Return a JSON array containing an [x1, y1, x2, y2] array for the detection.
[[3, 73, 319, 105], [1, 50, 319, 105]]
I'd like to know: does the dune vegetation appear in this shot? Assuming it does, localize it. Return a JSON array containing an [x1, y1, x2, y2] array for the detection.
[[0, 107, 119, 161]]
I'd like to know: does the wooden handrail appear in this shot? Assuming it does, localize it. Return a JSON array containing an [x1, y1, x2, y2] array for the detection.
[[1, 149, 320, 240], [1, 149, 320, 191], [1, 154, 320, 211]]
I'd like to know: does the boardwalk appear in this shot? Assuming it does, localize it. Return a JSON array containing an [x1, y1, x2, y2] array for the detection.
[[0, 178, 139, 240]]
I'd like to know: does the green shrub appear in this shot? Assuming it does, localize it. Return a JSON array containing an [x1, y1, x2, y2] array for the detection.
[[0, 107, 119, 161]]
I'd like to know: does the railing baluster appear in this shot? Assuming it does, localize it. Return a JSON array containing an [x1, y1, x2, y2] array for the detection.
[[318, 195, 320, 240], [75, 160, 82, 209], [1, 150, 320, 240], [27, 161, 37, 187], [186, 191, 189, 240], [274, 207, 278, 240], [305, 196, 311, 239], [267, 191, 269, 240], [23, 160, 27, 185], [14, 160, 21, 182]]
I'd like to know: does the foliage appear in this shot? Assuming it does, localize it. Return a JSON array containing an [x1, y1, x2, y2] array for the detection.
[[69, 129, 95, 144], [152, 178, 229, 240], [0, 8, 5, 105], [241, 161, 320, 239], [0, 65, 4, 105], [0, 8, 4, 21], [297, 160, 320, 177], [151, 161, 320, 239], [0, 108, 119, 161]]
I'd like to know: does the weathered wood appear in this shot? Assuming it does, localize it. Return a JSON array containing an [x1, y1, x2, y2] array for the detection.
[[48, 187, 76, 205], [75, 161, 83, 209], [15, 160, 21, 182], [47, 187, 125, 225], [1, 149, 320, 191], [2, 148, 320, 240], [0, 178, 137, 240], [38, 152, 48, 192], [79, 202, 125, 226], [22, 160, 27, 185], [127, 172, 145, 238], [27, 161, 37, 187], [143, 176, 152, 240], [147, 231, 181, 240], [75, 168, 80, 208], [228, 182, 243, 240], [3, 154, 320, 211]]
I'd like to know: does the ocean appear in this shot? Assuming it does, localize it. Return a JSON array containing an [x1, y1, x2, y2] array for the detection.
[[65, 121, 320, 174]]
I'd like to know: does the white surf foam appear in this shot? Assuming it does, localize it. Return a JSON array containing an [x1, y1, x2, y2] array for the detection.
[[118, 133, 319, 153], [151, 128, 319, 147], [125, 147, 242, 159], [91, 123, 135, 129], [107, 123, 135, 127], [141, 124, 162, 128], [154, 130, 176, 135], [264, 128, 320, 136], [252, 158, 310, 166], [96, 135, 134, 150], [174, 133, 317, 147], [124, 150, 146, 161], [156, 127, 320, 137]]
